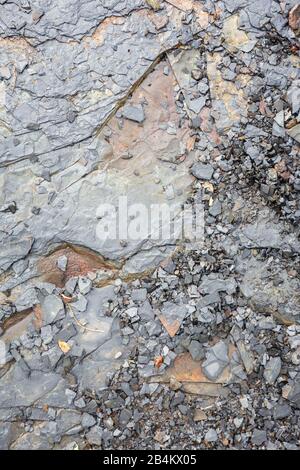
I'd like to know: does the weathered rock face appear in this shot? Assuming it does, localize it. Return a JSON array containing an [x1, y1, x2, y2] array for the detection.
[[1, 0, 299, 295], [1, 0, 300, 452]]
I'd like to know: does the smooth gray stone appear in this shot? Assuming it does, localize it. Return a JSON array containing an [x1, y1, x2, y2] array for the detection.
[[122, 104, 145, 123], [0, 363, 62, 407]]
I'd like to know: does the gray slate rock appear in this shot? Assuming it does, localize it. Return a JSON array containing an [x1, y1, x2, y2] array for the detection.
[[202, 341, 229, 381], [287, 375, 300, 407], [0, 423, 13, 450], [86, 426, 103, 446], [81, 413, 96, 428], [251, 429, 267, 446], [72, 293, 88, 313], [263, 357, 281, 384], [122, 104, 145, 123], [0, 363, 62, 408], [191, 163, 214, 181], [119, 409, 132, 427], [273, 404, 292, 420], [132, 288, 147, 302]]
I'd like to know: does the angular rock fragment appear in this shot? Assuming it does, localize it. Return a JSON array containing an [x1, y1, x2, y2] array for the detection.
[[188, 340, 205, 361], [205, 428, 218, 442], [223, 14, 256, 52], [86, 427, 103, 446], [263, 357, 281, 385], [56, 255, 68, 272], [122, 105, 145, 123], [286, 375, 300, 407], [78, 277, 92, 295], [206, 52, 249, 132], [287, 81, 300, 114], [157, 302, 187, 337], [236, 340, 254, 375], [251, 429, 267, 446], [0, 236, 33, 273], [72, 334, 126, 392], [0, 363, 64, 408], [72, 294, 88, 313], [287, 123, 300, 143], [239, 259, 300, 324], [273, 404, 292, 420], [10, 432, 52, 450], [191, 163, 214, 181]]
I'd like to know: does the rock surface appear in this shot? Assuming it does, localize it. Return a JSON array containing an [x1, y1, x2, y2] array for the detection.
[[0, 0, 300, 451]]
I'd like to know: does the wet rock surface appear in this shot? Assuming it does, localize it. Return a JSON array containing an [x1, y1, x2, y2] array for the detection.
[[0, 0, 300, 451]]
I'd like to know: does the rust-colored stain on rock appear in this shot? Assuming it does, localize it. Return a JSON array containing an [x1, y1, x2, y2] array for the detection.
[[166, 352, 210, 382]]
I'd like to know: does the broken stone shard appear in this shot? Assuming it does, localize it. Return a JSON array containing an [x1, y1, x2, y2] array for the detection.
[[0, 363, 65, 408], [263, 357, 282, 385], [287, 375, 300, 407], [1, 0, 300, 451], [188, 340, 205, 361], [78, 277, 92, 295], [122, 105, 145, 123], [289, 4, 300, 33]]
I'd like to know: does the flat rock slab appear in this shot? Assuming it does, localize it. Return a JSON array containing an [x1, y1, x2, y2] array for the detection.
[[239, 259, 300, 324], [0, 58, 195, 292]]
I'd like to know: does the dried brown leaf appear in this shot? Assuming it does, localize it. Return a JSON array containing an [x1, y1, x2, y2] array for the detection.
[[58, 340, 71, 353]]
